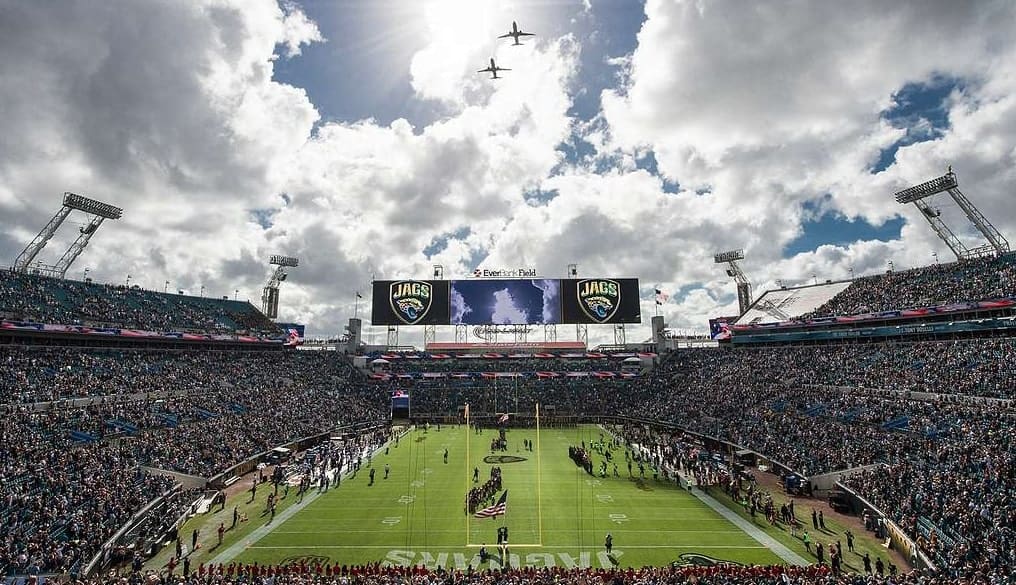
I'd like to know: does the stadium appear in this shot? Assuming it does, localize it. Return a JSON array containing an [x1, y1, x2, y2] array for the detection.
[[2, 171, 1013, 585], [2, 2, 1015, 585]]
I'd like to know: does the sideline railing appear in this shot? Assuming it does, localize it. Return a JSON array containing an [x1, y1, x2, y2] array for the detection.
[[205, 420, 387, 490], [833, 480, 938, 573], [86, 413, 935, 576], [82, 481, 181, 577], [83, 420, 387, 577]]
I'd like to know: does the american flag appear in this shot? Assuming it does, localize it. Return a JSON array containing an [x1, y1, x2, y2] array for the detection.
[[474, 490, 507, 518], [497, 413, 509, 424]]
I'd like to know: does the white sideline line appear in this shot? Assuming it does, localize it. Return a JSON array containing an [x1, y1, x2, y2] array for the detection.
[[207, 441, 392, 566], [686, 487, 809, 566]]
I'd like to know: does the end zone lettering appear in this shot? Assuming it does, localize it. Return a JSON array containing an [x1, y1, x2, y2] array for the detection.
[[384, 550, 622, 569]]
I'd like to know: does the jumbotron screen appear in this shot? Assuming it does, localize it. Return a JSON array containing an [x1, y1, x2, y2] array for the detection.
[[371, 278, 641, 326]]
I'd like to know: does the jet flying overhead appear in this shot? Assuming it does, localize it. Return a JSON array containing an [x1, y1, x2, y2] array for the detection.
[[498, 21, 534, 46], [477, 57, 511, 79]]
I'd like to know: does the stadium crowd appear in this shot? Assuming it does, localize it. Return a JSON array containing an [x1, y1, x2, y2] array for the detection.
[[0, 349, 384, 576], [2, 253, 1015, 582], [0, 411, 178, 575], [805, 253, 1016, 318], [384, 340, 1014, 580], [75, 562, 1001, 584], [0, 271, 279, 335]]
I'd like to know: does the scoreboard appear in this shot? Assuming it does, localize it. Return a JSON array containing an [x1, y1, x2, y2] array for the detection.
[[371, 278, 641, 326]]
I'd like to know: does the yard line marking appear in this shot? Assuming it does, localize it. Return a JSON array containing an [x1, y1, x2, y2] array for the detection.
[[206, 440, 392, 566], [268, 529, 747, 535]]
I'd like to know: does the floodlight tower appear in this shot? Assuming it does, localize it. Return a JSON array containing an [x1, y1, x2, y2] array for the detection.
[[894, 168, 1010, 259], [261, 255, 299, 319], [714, 249, 752, 316], [13, 192, 123, 279]]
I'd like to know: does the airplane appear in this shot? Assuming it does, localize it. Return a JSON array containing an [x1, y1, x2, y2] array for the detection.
[[477, 58, 511, 79], [498, 21, 534, 46]]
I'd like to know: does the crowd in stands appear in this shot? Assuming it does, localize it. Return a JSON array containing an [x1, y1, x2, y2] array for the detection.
[[0, 271, 279, 335], [805, 253, 1016, 318], [0, 411, 177, 575], [1, 307, 1013, 582], [0, 349, 383, 576], [653, 340, 1016, 399], [375, 356, 627, 374], [383, 340, 1013, 580], [75, 562, 995, 584]]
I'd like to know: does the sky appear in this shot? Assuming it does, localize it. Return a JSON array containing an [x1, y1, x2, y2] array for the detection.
[[2, 0, 1016, 345]]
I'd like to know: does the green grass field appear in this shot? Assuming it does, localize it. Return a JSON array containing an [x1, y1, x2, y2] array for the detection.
[[192, 424, 785, 570]]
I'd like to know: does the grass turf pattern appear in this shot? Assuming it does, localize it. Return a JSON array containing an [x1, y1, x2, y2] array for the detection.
[[228, 424, 783, 569]]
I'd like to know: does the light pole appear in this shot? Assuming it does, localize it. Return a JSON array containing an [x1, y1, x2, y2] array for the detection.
[[234, 289, 239, 301], [126, 274, 131, 287], [200, 285, 205, 298], [164, 280, 169, 293], [83, 267, 90, 281], [932, 251, 939, 265], [848, 266, 855, 279], [887, 260, 895, 273]]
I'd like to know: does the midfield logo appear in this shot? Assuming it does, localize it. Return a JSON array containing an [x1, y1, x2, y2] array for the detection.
[[483, 455, 528, 464], [390, 280, 433, 325], [577, 279, 620, 323]]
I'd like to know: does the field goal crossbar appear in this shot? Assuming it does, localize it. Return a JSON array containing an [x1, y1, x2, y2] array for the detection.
[[464, 403, 543, 548]]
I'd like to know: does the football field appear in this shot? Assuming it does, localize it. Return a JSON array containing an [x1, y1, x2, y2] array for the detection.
[[222, 424, 783, 569]]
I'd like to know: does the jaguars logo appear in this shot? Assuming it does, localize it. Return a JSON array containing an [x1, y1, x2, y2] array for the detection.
[[483, 455, 528, 464], [577, 279, 620, 323], [280, 555, 331, 566], [389, 280, 433, 325], [671, 553, 743, 569]]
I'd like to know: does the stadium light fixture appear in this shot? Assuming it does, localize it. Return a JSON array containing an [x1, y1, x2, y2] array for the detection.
[[62, 192, 123, 219], [270, 255, 299, 267], [713, 249, 745, 264], [893, 172, 958, 204]]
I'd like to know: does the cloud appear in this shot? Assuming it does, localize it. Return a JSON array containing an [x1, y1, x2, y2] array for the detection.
[[532, 279, 560, 323], [450, 287, 472, 324], [490, 289, 528, 324], [2, 0, 1015, 347]]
